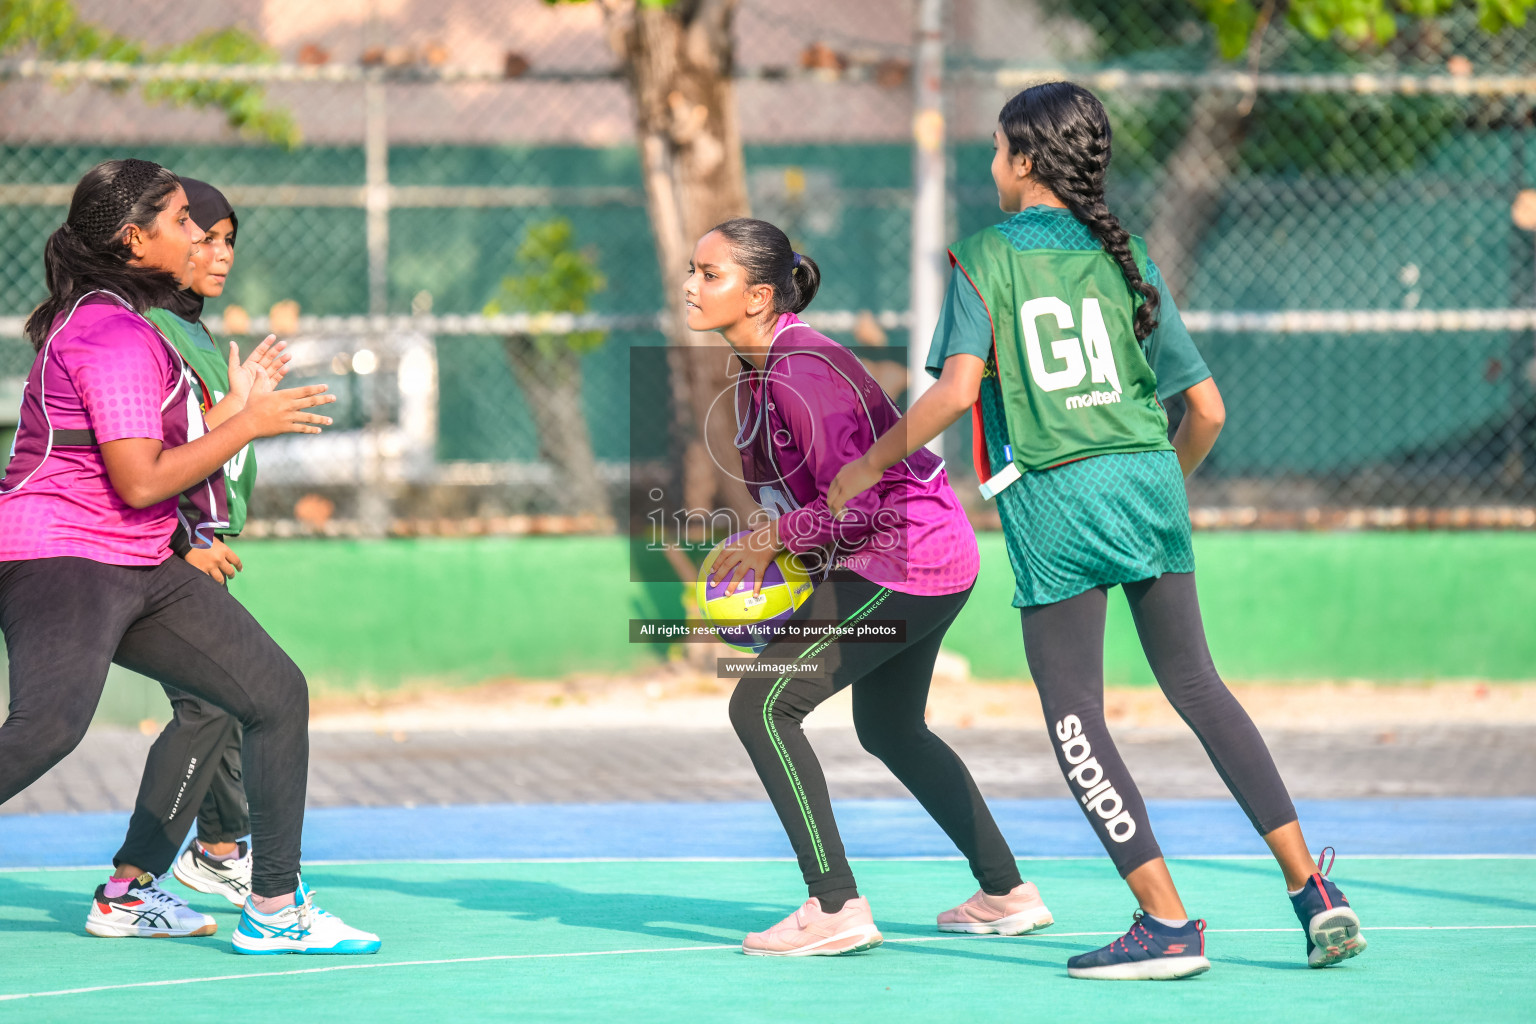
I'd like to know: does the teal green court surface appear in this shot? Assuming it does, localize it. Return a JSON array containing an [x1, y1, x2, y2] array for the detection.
[[2, 857, 1532, 1022]]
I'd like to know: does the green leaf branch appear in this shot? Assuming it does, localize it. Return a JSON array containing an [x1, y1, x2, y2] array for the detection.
[[484, 218, 609, 358], [1193, 0, 1536, 59], [0, 0, 299, 148]]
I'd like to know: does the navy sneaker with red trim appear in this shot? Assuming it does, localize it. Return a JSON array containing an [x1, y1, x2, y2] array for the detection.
[[1291, 847, 1367, 968], [1067, 911, 1210, 980]]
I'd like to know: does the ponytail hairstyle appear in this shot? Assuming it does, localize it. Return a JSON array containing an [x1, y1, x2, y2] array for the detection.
[[25, 158, 186, 350], [998, 82, 1159, 341], [708, 217, 821, 316]]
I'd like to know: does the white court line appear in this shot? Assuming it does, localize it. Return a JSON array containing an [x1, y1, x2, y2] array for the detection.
[[5, 853, 1535, 873], [2, 925, 1534, 1003]]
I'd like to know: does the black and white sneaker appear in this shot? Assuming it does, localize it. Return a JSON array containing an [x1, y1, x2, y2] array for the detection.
[[172, 841, 252, 907], [85, 874, 217, 938]]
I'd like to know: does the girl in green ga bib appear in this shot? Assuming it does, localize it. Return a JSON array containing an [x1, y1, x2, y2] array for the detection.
[[147, 178, 277, 557], [829, 83, 1366, 981]]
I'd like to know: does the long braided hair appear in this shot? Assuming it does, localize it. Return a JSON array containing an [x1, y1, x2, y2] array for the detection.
[[999, 82, 1159, 341]]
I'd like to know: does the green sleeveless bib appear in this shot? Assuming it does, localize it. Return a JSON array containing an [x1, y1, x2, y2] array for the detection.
[[146, 308, 257, 534], [949, 227, 1172, 479]]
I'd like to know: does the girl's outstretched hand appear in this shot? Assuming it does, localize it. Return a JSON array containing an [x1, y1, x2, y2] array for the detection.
[[242, 334, 291, 386], [710, 522, 782, 597], [226, 342, 256, 406], [239, 367, 336, 439], [828, 455, 882, 518], [224, 335, 291, 407]]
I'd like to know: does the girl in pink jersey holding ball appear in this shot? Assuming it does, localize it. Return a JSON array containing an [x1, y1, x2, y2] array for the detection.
[[695, 218, 1048, 956]]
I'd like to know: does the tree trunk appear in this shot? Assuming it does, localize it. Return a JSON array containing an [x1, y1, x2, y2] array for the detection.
[[1146, 91, 1248, 302], [502, 336, 611, 518], [598, 0, 756, 526]]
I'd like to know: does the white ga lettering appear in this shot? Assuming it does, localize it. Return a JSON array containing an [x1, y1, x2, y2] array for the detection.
[[1081, 298, 1121, 392], [225, 446, 248, 481], [1054, 715, 1137, 844], [1021, 297, 1122, 397]]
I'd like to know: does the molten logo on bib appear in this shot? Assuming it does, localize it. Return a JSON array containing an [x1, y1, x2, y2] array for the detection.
[[1055, 714, 1137, 843]]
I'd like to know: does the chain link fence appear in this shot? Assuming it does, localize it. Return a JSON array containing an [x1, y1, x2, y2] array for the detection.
[[0, 0, 921, 536], [1, 0, 1533, 532], [947, 0, 1536, 524]]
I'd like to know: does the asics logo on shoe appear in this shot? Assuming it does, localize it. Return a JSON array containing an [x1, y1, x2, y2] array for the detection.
[[102, 898, 172, 929], [238, 916, 311, 941], [1055, 715, 1136, 843]]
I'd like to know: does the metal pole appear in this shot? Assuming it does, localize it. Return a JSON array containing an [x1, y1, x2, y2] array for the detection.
[[364, 74, 389, 316], [360, 70, 391, 535], [910, 0, 946, 456]]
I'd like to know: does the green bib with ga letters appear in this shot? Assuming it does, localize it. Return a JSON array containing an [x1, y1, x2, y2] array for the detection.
[[949, 226, 1172, 475]]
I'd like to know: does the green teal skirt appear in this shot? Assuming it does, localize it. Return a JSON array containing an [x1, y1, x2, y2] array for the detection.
[[993, 449, 1195, 608]]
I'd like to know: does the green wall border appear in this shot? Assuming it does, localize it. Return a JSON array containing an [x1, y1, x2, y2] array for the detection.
[[4, 532, 1532, 727]]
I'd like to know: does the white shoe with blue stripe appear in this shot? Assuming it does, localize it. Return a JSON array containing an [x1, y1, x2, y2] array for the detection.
[[232, 880, 380, 955]]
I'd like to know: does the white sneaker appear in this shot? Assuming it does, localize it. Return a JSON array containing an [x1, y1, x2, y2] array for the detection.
[[86, 874, 218, 938], [232, 880, 381, 955], [173, 840, 252, 907]]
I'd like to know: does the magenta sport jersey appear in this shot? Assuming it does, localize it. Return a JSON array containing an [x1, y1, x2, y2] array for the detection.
[[0, 291, 228, 566], [733, 312, 979, 596]]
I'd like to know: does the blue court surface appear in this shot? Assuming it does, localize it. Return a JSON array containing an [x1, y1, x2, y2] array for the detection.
[[2, 798, 1533, 1023], [4, 797, 1535, 867]]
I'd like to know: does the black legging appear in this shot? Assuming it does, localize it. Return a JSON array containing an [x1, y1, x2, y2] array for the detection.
[[115, 548, 251, 875], [1021, 572, 1297, 878], [115, 685, 248, 876], [0, 555, 306, 897], [730, 575, 1021, 905]]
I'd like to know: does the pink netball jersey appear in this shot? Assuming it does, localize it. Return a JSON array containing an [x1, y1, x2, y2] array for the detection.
[[0, 292, 228, 565], [734, 312, 979, 596]]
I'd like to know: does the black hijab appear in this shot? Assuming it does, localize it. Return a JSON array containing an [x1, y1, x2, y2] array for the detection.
[[164, 177, 238, 322]]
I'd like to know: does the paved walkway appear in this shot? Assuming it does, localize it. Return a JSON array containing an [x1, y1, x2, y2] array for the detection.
[[4, 724, 1529, 815]]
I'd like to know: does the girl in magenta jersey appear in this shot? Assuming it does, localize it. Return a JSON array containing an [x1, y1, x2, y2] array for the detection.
[[694, 218, 1051, 957], [0, 159, 378, 955]]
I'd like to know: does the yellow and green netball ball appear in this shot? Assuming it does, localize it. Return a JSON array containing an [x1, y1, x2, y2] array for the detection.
[[697, 530, 814, 653]]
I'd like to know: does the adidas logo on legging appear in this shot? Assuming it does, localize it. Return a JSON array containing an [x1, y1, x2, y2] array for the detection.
[[1056, 715, 1137, 843]]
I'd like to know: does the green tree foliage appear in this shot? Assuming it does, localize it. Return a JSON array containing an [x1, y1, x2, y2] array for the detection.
[[484, 217, 612, 518], [1193, 0, 1535, 59], [1047, 0, 1533, 175], [484, 218, 609, 357], [0, 0, 299, 148]]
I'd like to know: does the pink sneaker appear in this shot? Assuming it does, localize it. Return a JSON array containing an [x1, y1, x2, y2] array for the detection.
[[741, 897, 884, 957], [937, 882, 1054, 935]]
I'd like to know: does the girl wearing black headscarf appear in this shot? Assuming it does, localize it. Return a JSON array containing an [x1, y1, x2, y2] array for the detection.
[[95, 178, 290, 935]]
